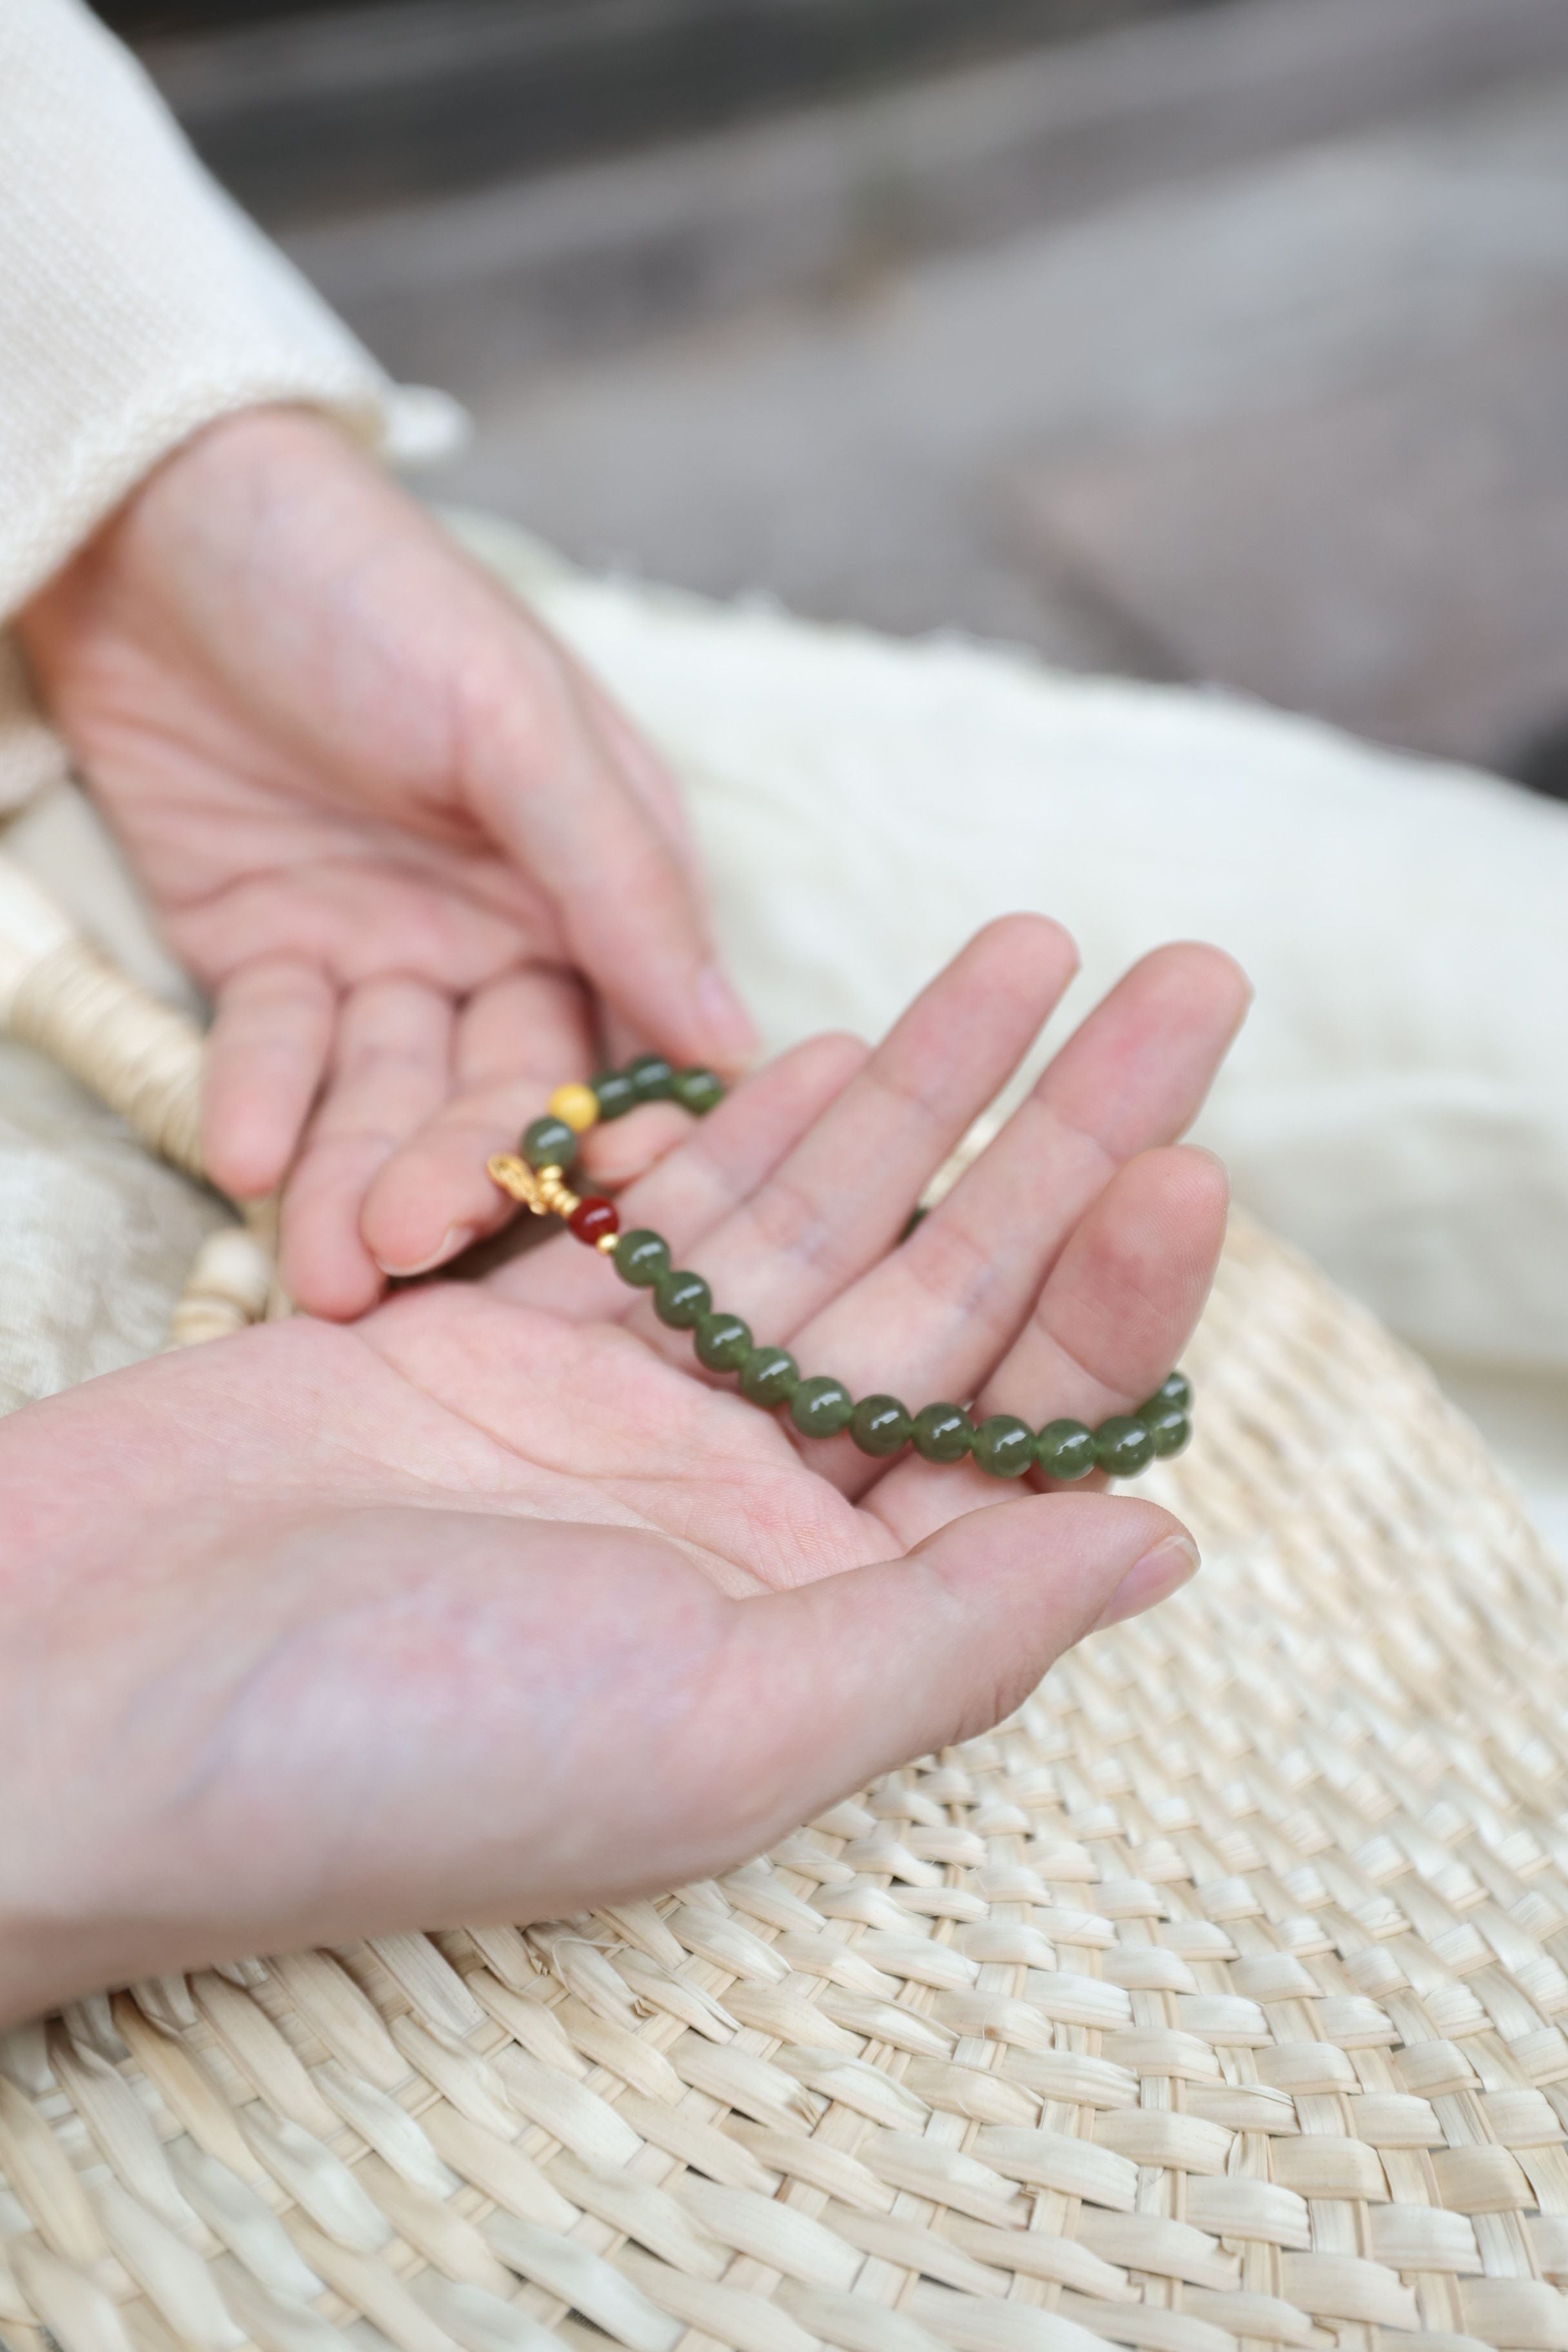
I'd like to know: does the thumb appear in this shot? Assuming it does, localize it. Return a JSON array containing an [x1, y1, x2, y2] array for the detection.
[[685, 1493, 1199, 1873], [464, 635, 757, 1070]]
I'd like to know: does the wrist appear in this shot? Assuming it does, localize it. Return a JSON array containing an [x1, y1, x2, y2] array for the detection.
[[15, 400, 362, 650]]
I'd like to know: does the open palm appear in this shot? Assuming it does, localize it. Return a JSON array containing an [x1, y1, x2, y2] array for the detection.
[[17, 407, 754, 1320], [0, 921, 1245, 2028]]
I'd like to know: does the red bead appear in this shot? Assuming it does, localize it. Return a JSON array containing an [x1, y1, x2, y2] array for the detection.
[[568, 1196, 619, 1247]]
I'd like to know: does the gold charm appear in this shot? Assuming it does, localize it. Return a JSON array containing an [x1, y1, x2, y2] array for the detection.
[[487, 1153, 549, 1213], [486, 1154, 580, 1220]]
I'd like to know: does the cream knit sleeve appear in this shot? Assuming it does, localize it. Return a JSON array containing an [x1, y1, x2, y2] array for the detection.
[[0, 0, 464, 813]]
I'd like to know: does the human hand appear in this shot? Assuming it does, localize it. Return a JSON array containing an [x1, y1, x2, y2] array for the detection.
[[0, 919, 1246, 2024], [16, 404, 755, 1319]]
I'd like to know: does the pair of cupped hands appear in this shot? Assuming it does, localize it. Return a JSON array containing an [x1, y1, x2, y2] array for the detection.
[[1, 408, 1248, 2026]]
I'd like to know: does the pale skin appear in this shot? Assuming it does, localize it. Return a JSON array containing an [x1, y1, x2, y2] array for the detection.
[[18, 404, 758, 1319], [9, 406, 1248, 2024], [0, 918, 1247, 2029]]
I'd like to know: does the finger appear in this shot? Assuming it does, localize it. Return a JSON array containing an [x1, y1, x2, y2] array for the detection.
[[620, 915, 1079, 1366], [493, 581, 697, 863], [280, 978, 455, 1319], [1008, 939, 1250, 1161], [537, 635, 734, 1032], [580, 1101, 697, 1190], [358, 967, 593, 1278], [202, 957, 335, 1199], [462, 637, 757, 1071], [578, 1017, 707, 1185], [983, 1142, 1230, 1428], [598, 1005, 652, 1073], [783, 941, 1248, 1491], [457, 963, 593, 1092], [703, 1495, 1199, 1836], [179, 861, 532, 998], [870, 1144, 1229, 1550], [556, 1496, 1197, 1901], [484, 1030, 869, 1318]]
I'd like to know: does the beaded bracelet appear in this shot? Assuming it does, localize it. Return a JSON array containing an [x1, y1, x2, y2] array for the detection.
[[487, 1053, 1193, 1479]]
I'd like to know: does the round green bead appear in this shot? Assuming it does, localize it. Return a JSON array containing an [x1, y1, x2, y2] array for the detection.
[[592, 1069, 637, 1121], [740, 1346, 799, 1407], [1144, 1403, 1191, 1458], [654, 1269, 711, 1329], [912, 1402, 973, 1463], [672, 1067, 725, 1115], [1035, 1418, 1097, 1482], [613, 1228, 671, 1286], [521, 1115, 577, 1171], [627, 1052, 675, 1102], [972, 1413, 1035, 1479], [851, 1395, 912, 1457], [790, 1375, 854, 1438], [694, 1309, 752, 1371], [1155, 1369, 1191, 1413], [1095, 1414, 1155, 1478]]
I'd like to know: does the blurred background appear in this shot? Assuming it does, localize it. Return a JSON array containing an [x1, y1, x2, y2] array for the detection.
[[105, 0, 1568, 787]]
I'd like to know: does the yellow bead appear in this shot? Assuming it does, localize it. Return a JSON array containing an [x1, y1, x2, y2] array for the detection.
[[549, 1083, 600, 1133]]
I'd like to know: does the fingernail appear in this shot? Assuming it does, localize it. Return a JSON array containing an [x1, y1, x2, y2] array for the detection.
[[696, 963, 759, 1065], [1092, 1533, 1200, 1631], [375, 1224, 477, 1279]]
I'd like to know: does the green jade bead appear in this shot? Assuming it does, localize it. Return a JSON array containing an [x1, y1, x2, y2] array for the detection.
[[851, 1395, 912, 1456], [912, 1402, 973, 1463], [521, 1115, 578, 1171], [790, 1375, 854, 1438], [591, 1069, 637, 1121], [613, 1228, 671, 1286], [694, 1309, 752, 1371], [1096, 1414, 1155, 1478], [740, 1346, 799, 1406], [627, 1052, 676, 1102], [1035, 1419, 1097, 1482], [1155, 1369, 1191, 1412], [1142, 1402, 1191, 1458], [971, 1413, 1035, 1478], [654, 1269, 712, 1329], [672, 1067, 725, 1114]]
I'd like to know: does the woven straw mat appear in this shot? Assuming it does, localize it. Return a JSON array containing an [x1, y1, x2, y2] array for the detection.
[[5, 1208, 1568, 2352]]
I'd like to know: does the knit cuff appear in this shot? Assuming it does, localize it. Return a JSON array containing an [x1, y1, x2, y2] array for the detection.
[[0, 0, 466, 628]]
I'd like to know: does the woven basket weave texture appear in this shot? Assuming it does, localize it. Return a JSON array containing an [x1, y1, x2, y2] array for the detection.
[[4, 1216, 1568, 2352]]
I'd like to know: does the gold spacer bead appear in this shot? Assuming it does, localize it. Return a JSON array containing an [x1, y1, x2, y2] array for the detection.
[[595, 1230, 620, 1253], [536, 1168, 580, 1218], [549, 1081, 600, 1134]]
